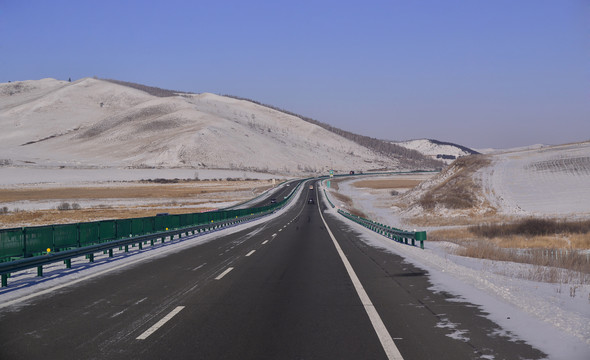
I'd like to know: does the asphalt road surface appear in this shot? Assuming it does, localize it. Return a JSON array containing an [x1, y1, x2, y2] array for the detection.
[[0, 181, 546, 359]]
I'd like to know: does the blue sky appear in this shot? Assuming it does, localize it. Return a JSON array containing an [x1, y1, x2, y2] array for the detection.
[[1, 0, 588, 149]]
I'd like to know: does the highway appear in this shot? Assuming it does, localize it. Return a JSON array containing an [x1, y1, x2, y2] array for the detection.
[[0, 180, 546, 359]]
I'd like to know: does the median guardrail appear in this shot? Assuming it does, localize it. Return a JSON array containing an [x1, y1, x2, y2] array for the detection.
[[0, 180, 304, 287]]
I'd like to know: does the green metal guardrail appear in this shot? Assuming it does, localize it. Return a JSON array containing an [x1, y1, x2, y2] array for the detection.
[[324, 189, 336, 208], [0, 180, 304, 287], [337, 209, 426, 249], [322, 183, 426, 249], [0, 213, 261, 287]]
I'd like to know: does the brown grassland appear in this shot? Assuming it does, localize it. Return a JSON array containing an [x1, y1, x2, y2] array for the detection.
[[0, 180, 273, 228], [0, 180, 272, 202], [418, 155, 491, 210], [352, 179, 422, 189]]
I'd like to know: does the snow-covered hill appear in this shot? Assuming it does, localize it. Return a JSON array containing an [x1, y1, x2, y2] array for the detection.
[[398, 141, 590, 218], [394, 139, 478, 164], [480, 141, 590, 217], [0, 78, 437, 175]]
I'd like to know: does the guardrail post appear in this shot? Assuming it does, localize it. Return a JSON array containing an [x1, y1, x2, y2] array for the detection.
[[124, 245, 129, 253], [138, 242, 142, 250], [1, 273, 7, 287], [65, 259, 71, 268], [414, 231, 427, 249], [150, 239, 154, 246], [109, 249, 113, 257], [89, 253, 94, 262], [37, 266, 43, 277]]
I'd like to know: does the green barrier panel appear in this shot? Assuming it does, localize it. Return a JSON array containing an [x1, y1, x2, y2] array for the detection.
[[116, 219, 132, 239], [80, 222, 99, 246], [169, 215, 180, 230], [154, 215, 166, 231], [131, 218, 144, 235], [53, 223, 78, 250], [0, 228, 24, 260], [25, 226, 53, 256], [99, 220, 116, 242], [142, 217, 155, 234]]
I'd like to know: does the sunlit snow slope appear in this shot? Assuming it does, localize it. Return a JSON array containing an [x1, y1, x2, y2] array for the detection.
[[0, 78, 427, 174], [481, 141, 590, 216]]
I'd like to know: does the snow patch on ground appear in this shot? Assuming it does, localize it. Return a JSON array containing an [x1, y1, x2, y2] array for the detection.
[[395, 139, 475, 164], [435, 317, 470, 342]]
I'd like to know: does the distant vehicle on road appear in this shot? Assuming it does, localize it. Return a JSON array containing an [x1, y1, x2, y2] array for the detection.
[[270, 198, 277, 204], [308, 198, 314, 204], [349, 171, 355, 175], [309, 185, 314, 190]]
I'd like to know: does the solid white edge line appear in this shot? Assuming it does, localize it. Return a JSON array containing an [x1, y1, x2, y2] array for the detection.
[[136, 306, 185, 340], [245, 250, 256, 257], [317, 193, 405, 360], [215, 267, 234, 280]]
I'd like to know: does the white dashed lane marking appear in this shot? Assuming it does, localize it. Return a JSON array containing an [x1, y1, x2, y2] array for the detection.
[[215, 267, 234, 280], [136, 306, 185, 340]]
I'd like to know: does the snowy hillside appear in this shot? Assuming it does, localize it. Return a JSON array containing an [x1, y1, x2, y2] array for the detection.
[[481, 141, 590, 217], [0, 78, 437, 175], [395, 139, 478, 164], [397, 141, 590, 218]]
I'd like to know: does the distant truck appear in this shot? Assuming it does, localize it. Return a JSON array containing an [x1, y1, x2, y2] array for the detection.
[[309, 185, 314, 190]]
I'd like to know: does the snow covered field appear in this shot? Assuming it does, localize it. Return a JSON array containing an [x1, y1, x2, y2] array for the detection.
[[0, 167, 283, 186], [321, 181, 590, 359], [480, 141, 590, 217]]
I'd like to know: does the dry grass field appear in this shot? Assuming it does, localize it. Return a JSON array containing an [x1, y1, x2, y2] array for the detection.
[[0, 180, 274, 228], [0, 181, 271, 202], [418, 155, 491, 210], [352, 178, 422, 189]]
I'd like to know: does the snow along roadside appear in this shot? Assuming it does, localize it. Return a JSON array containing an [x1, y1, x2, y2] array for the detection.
[[320, 190, 590, 360]]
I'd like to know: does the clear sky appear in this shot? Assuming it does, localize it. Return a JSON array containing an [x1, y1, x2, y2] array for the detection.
[[1, 0, 588, 149]]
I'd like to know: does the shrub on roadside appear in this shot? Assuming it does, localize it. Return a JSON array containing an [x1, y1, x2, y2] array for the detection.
[[471, 218, 590, 238], [57, 202, 71, 211]]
